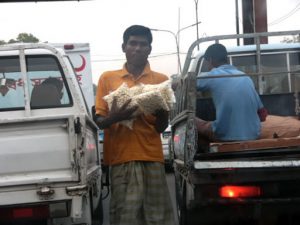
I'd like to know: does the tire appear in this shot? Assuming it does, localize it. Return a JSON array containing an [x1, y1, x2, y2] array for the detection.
[[174, 170, 187, 225], [175, 170, 198, 225]]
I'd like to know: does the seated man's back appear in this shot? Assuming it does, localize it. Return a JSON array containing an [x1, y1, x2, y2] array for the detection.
[[196, 43, 264, 141]]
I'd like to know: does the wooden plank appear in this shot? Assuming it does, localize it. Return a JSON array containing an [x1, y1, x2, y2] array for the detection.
[[210, 137, 300, 153]]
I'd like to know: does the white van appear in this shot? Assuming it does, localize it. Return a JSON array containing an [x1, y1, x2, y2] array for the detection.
[[0, 43, 102, 225]]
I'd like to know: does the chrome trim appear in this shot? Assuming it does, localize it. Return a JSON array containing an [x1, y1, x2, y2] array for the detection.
[[194, 160, 300, 169]]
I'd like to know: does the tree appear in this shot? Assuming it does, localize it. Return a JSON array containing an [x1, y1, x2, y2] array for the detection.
[[8, 39, 17, 44], [0, 33, 40, 45], [16, 33, 39, 43]]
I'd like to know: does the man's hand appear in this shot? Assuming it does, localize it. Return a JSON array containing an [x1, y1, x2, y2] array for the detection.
[[96, 98, 138, 129], [153, 109, 169, 133], [257, 107, 268, 122], [109, 98, 138, 122]]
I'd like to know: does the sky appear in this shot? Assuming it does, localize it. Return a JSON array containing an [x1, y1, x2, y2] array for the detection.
[[0, 0, 300, 84]]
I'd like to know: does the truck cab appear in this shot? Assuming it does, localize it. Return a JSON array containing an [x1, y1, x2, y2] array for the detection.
[[0, 43, 103, 225]]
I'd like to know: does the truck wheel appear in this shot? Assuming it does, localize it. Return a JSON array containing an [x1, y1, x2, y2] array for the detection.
[[90, 193, 103, 225], [175, 171, 198, 225], [175, 171, 187, 225]]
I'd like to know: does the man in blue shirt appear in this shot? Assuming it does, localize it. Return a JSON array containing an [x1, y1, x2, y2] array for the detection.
[[196, 43, 264, 141]]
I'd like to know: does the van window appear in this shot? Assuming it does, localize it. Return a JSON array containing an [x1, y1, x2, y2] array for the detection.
[[196, 47, 300, 95], [290, 52, 300, 92], [0, 57, 24, 110], [231, 54, 258, 88], [232, 53, 289, 94], [0, 55, 72, 111], [261, 53, 288, 94]]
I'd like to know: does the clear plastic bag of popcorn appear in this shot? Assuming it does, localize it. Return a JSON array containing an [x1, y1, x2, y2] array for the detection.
[[103, 81, 176, 129], [140, 80, 176, 111], [133, 90, 169, 115], [103, 83, 138, 129], [130, 83, 144, 96]]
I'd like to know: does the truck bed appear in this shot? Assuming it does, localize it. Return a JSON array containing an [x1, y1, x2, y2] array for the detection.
[[208, 114, 300, 152]]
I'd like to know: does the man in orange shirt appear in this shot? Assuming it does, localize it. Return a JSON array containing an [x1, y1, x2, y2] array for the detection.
[[95, 25, 174, 225]]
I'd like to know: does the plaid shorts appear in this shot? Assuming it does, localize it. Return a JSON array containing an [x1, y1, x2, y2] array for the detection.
[[109, 161, 175, 225]]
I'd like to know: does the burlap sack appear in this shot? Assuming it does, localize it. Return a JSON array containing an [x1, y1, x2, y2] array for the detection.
[[260, 115, 300, 139]]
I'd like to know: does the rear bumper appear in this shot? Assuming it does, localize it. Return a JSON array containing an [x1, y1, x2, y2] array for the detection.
[[188, 198, 300, 224], [0, 186, 73, 206]]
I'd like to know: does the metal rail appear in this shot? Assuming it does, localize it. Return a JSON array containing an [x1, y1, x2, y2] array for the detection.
[[182, 30, 300, 76], [194, 159, 300, 169]]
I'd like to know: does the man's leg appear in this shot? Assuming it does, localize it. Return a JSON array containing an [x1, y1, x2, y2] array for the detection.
[[109, 162, 143, 225], [195, 117, 214, 140], [195, 117, 214, 152], [143, 162, 175, 225]]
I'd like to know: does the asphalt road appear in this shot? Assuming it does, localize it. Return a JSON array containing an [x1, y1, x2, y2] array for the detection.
[[101, 170, 179, 225]]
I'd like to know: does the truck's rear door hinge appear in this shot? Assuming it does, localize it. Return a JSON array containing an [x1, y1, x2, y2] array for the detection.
[[74, 117, 82, 134]]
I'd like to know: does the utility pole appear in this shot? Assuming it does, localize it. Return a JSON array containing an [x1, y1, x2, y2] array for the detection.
[[178, 7, 181, 74], [194, 0, 200, 50], [151, 21, 201, 75], [242, 0, 268, 45], [235, 0, 240, 46]]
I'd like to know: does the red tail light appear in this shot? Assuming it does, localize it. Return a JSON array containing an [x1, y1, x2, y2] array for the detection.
[[0, 205, 49, 221], [13, 208, 33, 219], [64, 44, 74, 50], [219, 185, 261, 198]]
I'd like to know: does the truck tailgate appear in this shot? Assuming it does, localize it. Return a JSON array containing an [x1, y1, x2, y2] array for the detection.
[[0, 118, 77, 186]]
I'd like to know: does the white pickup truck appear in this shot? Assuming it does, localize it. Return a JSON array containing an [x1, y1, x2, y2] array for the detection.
[[0, 43, 103, 225], [171, 30, 300, 225]]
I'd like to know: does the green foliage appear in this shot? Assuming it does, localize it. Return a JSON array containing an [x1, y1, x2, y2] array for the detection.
[[16, 33, 39, 43], [8, 39, 17, 44], [0, 33, 39, 45]]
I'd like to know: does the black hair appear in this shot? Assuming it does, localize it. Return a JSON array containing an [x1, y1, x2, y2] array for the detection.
[[204, 43, 228, 64], [123, 25, 153, 45], [42, 77, 63, 91]]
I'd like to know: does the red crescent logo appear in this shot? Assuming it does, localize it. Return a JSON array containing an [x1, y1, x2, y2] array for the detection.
[[75, 55, 86, 72]]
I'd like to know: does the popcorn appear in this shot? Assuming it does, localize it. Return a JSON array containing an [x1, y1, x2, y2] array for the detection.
[[103, 83, 135, 110], [140, 80, 175, 111], [103, 83, 137, 129], [134, 90, 169, 114], [103, 80, 175, 129]]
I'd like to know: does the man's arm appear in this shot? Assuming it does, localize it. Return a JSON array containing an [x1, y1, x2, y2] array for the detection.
[[95, 98, 138, 129], [154, 109, 169, 133]]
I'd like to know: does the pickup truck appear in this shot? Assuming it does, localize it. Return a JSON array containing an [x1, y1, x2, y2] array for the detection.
[[0, 43, 102, 225], [170, 30, 300, 225], [161, 125, 172, 170]]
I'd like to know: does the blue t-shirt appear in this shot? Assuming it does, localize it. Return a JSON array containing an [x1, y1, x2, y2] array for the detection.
[[197, 64, 263, 141]]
